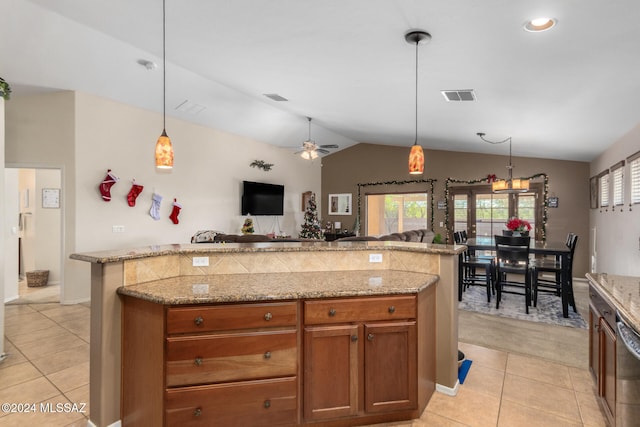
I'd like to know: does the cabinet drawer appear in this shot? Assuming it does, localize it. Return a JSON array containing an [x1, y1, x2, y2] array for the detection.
[[167, 302, 298, 334], [165, 377, 297, 427], [166, 329, 297, 387], [304, 296, 416, 325], [589, 285, 615, 327]]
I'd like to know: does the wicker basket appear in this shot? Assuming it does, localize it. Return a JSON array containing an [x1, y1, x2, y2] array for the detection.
[[26, 270, 49, 287]]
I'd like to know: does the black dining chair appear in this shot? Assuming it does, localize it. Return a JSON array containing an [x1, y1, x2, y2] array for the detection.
[[455, 231, 494, 302], [531, 233, 578, 311], [494, 235, 533, 314]]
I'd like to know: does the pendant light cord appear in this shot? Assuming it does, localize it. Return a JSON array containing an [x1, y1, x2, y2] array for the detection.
[[162, 0, 166, 131], [414, 39, 418, 145]]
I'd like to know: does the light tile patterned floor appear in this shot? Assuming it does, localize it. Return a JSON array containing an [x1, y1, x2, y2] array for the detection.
[[1, 302, 608, 427]]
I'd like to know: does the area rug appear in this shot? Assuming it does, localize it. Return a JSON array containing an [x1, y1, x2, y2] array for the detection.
[[458, 286, 587, 329]]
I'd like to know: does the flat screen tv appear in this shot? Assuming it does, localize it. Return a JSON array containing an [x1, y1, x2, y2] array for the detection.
[[241, 181, 284, 216]]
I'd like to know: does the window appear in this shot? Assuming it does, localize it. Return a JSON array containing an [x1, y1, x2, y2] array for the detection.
[[366, 193, 428, 235], [611, 161, 624, 206], [629, 151, 640, 205], [599, 172, 609, 207]]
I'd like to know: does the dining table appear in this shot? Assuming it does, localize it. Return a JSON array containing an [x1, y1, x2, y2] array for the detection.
[[462, 236, 573, 318]]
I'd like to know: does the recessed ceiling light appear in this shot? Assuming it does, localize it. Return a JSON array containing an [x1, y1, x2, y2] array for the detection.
[[524, 17, 556, 32]]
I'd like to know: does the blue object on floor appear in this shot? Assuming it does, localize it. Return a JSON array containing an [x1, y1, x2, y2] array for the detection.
[[458, 359, 473, 384]]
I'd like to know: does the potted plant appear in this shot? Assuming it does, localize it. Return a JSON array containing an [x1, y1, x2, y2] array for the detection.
[[505, 217, 532, 236], [0, 77, 11, 100]]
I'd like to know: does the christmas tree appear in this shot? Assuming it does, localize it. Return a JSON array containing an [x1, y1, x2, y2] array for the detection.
[[241, 216, 254, 234], [299, 193, 323, 239]]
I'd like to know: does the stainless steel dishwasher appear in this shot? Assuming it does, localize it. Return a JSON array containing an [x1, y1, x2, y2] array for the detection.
[[616, 311, 640, 425]]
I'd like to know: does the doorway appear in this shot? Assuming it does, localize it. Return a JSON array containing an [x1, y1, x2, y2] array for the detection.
[[4, 167, 62, 304]]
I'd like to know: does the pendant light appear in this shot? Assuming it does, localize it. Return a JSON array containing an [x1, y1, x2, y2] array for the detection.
[[155, 0, 173, 169], [405, 30, 431, 175], [477, 132, 529, 193]]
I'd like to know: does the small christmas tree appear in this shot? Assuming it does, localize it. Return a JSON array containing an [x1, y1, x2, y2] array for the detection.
[[241, 216, 254, 234], [299, 193, 323, 239]]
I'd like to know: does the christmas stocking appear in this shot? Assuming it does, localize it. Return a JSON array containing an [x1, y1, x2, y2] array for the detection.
[[99, 169, 119, 202], [127, 179, 144, 207], [149, 193, 163, 220], [169, 198, 182, 224]]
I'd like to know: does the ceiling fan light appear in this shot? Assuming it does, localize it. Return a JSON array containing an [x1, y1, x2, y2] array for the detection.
[[155, 129, 173, 169], [300, 151, 311, 160], [408, 144, 424, 174]]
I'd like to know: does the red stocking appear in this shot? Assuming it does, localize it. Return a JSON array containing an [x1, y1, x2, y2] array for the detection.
[[99, 169, 119, 202], [127, 179, 144, 207], [169, 199, 182, 224]]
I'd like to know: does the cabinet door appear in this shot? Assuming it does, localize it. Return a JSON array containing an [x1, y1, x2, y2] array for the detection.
[[601, 319, 616, 422], [364, 321, 417, 413], [588, 303, 601, 386], [303, 324, 360, 421]]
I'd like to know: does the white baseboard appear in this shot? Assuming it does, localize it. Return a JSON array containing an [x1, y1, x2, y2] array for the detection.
[[436, 380, 460, 396]]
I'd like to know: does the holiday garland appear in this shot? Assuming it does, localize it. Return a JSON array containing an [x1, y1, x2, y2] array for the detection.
[[443, 173, 549, 243], [354, 179, 437, 235]]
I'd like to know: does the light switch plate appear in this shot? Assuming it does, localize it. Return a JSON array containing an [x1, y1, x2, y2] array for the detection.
[[192, 256, 209, 267], [369, 253, 383, 263]]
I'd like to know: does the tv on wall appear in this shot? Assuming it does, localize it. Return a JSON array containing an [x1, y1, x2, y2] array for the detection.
[[241, 181, 284, 216]]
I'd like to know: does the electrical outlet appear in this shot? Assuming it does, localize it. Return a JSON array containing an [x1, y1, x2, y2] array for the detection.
[[369, 253, 383, 263], [112, 225, 125, 233], [193, 256, 209, 267]]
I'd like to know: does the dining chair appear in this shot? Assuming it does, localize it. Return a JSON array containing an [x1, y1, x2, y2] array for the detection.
[[531, 233, 578, 311], [455, 231, 494, 302], [494, 235, 533, 314]]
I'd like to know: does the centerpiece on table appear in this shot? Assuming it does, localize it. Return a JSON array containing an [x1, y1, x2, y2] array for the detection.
[[504, 217, 531, 236]]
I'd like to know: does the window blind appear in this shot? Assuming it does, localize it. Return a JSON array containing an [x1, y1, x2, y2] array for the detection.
[[630, 153, 640, 204], [611, 161, 624, 206], [599, 172, 609, 207]]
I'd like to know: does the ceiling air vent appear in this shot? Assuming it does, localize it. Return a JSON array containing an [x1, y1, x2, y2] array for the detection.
[[263, 93, 289, 102], [175, 100, 207, 115], [441, 90, 476, 102]]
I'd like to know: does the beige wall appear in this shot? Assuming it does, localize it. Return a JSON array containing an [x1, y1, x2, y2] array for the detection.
[[1, 98, 6, 355], [322, 143, 591, 277], [589, 122, 640, 276], [6, 91, 322, 303]]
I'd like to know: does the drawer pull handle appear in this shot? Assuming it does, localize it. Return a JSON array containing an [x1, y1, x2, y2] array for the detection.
[[264, 400, 271, 409], [367, 333, 374, 341], [388, 306, 396, 314], [351, 335, 358, 342], [194, 407, 202, 417], [264, 351, 271, 359], [194, 316, 204, 326], [603, 310, 611, 316], [264, 312, 273, 321], [194, 357, 203, 366], [329, 308, 336, 317]]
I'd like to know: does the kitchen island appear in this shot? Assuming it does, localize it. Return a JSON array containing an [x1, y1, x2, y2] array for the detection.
[[70, 240, 464, 427]]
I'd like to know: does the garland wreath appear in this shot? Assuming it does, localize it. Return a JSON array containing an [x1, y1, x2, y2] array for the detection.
[[443, 173, 549, 243], [353, 178, 437, 235]]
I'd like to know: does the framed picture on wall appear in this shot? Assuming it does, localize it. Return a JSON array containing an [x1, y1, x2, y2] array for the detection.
[[301, 191, 312, 211], [329, 193, 352, 215], [589, 176, 598, 209]]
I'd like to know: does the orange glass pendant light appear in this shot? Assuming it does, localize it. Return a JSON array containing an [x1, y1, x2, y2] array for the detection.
[[155, 0, 174, 169], [405, 30, 431, 175]]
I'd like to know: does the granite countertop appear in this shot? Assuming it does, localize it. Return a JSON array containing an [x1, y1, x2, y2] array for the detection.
[[586, 273, 640, 332], [70, 240, 465, 264], [117, 269, 439, 305]]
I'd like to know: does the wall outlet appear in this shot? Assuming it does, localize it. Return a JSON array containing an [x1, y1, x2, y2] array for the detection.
[[192, 256, 209, 267], [112, 225, 125, 233], [369, 253, 383, 263]]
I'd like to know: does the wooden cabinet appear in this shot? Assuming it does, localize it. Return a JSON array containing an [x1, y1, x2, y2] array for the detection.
[[303, 295, 420, 423], [121, 297, 299, 427], [588, 284, 616, 425]]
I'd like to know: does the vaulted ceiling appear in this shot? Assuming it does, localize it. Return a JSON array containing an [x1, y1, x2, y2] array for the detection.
[[3, 0, 640, 161]]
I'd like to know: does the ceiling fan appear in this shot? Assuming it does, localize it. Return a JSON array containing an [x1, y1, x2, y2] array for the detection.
[[295, 117, 339, 160]]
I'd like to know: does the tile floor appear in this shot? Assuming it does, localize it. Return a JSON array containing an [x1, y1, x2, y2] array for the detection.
[[1, 301, 608, 427]]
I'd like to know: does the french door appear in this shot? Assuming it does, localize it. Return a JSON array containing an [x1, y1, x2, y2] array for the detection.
[[451, 184, 542, 240]]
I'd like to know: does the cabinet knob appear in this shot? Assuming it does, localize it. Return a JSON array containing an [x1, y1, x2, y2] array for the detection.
[[264, 312, 273, 321], [329, 308, 336, 317], [367, 333, 374, 341], [264, 400, 271, 409], [351, 335, 358, 342], [388, 306, 396, 314], [193, 407, 202, 417], [264, 351, 272, 359], [194, 316, 204, 326], [194, 357, 203, 366]]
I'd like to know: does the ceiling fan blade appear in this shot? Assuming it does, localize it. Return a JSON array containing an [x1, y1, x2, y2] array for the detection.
[[316, 149, 330, 154], [319, 144, 339, 149]]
